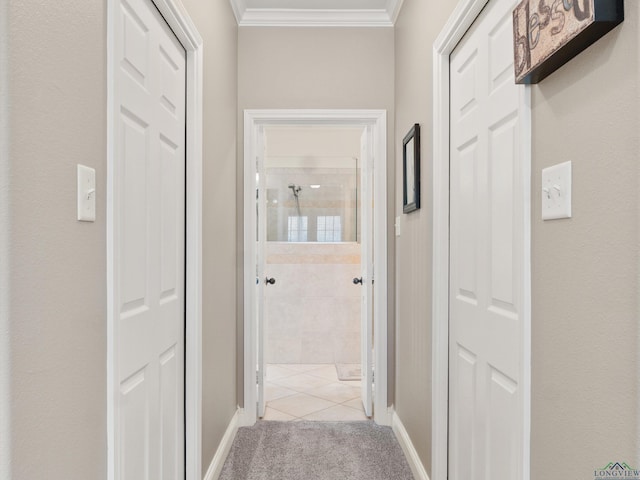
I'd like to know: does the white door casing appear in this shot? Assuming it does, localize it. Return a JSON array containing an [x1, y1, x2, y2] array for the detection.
[[447, 0, 531, 479], [243, 110, 389, 426], [359, 126, 374, 417], [107, 0, 204, 479], [256, 126, 267, 418]]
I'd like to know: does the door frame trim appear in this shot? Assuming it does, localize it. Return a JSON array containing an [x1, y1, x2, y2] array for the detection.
[[106, 1, 204, 479], [242, 109, 390, 426], [431, 1, 532, 479]]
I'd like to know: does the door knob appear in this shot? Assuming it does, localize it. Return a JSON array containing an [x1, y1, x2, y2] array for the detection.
[[266, 277, 276, 285], [353, 277, 363, 285]]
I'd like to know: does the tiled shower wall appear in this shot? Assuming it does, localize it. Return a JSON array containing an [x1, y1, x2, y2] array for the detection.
[[265, 242, 361, 364]]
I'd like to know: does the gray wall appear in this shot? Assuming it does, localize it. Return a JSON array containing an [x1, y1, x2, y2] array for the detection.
[[3, 0, 238, 478], [5, 1, 107, 478], [393, 0, 458, 472], [394, 0, 640, 477], [179, 0, 239, 473], [530, 3, 639, 477], [237, 26, 396, 406]]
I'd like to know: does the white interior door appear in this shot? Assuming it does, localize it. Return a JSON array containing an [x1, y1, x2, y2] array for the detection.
[[449, 0, 528, 479], [256, 126, 267, 418], [359, 127, 374, 417], [113, 0, 186, 477]]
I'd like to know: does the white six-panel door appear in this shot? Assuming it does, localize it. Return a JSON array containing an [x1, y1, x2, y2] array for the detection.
[[113, 0, 186, 477], [359, 126, 374, 417], [449, 0, 527, 479]]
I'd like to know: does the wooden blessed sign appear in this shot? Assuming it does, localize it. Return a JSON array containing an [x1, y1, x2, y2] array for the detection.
[[513, 0, 624, 84]]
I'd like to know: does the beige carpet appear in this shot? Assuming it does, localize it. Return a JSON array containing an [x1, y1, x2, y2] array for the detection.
[[219, 421, 414, 480]]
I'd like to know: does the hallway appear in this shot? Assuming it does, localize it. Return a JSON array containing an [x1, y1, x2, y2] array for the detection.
[[2, 0, 639, 479], [219, 421, 414, 480]]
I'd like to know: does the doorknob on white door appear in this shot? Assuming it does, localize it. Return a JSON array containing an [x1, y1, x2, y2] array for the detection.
[[353, 277, 363, 285], [265, 277, 276, 285]]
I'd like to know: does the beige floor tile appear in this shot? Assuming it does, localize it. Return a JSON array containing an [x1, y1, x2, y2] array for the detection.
[[306, 365, 340, 381], [341, 397, 365, 412], [265, 383, 298, 402], [268, 393, 336, 418], [270, 373, 334, 392], [279, 363, 328, 373], [301, 404, 369, 421], [305, 382, 361, 403], [262, 407, 297, 421], [265, 365, 297, 381]]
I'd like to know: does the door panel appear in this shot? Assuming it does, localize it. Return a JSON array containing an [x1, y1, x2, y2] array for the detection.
[[449, 0, 526, 479], [360, 127, 373, 417], [115, 0, 186, 477]]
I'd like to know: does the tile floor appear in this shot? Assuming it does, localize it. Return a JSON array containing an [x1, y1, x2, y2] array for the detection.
[[263, 363, 369, 421]]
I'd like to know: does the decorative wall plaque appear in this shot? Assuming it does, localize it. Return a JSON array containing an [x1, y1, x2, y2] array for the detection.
[[513, 0, 624, 84]]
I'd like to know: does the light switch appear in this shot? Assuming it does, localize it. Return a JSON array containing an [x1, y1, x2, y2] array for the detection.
[[77, 164, 96, 222], [541, 161, 571, 220], [395, 215, 401, 237]]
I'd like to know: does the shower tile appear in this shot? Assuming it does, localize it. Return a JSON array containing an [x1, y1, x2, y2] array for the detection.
[[333, 332, 361, 364], [300, 337, 334, 364]]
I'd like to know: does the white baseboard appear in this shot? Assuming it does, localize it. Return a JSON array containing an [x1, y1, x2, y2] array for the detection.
[[392, 411, 430, 480], [203, 409, 240, 480]]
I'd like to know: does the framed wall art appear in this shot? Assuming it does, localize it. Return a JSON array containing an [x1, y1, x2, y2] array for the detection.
[[513, 0, 624, 84], [403, 123, 420, 214]]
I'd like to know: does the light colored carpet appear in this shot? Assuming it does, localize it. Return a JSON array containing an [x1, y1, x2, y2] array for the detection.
[[219, 421, 414, 480], [336, 363, 361, 381]]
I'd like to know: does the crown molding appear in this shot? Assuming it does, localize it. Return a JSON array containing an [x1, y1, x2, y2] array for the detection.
[[385, 0, 405, 24], [229, 0, 246, 24], [229, 0, 402, 27]]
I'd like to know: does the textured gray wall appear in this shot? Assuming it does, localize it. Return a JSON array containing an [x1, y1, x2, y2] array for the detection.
[[530, 3, 640, 477], [395, 0, 639, 477], [237, 27, 396, 407], [4, 0, 238, 478], [6, 1, 107, 478], [393, 0, 458, 473], [179, 0, 239, 473]]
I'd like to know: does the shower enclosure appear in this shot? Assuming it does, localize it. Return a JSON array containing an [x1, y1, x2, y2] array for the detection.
[[264, 157, 362, 365]]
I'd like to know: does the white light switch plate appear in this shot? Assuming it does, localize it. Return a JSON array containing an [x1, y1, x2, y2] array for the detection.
[[541, 161, 571, 220], [395, 215, 401, 236], [77, 164, 96, 222]]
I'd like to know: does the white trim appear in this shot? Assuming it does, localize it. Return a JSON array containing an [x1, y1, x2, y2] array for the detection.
[[243, 109, 390, 426], [385, 0, 405, 24], [203, 409, 241, 480], [238, 8, 393, 27], [431, 1, 532, 480], [106, 1, 204, 480], [392, 411, 430, 480], [228, 0, 403, 27]]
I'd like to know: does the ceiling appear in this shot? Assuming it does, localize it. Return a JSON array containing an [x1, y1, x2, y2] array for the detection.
[[229, 0, 404, 27]]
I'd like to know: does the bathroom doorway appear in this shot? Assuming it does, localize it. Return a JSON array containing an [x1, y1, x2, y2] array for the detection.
[[261, 126, 366, 421], [243, 109, 389, 427]]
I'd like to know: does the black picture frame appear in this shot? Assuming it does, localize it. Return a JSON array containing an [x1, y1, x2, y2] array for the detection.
[[402, 123, 420, 214]]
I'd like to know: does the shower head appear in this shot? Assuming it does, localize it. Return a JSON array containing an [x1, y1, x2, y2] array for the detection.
[[288, 184, 302, 197]]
